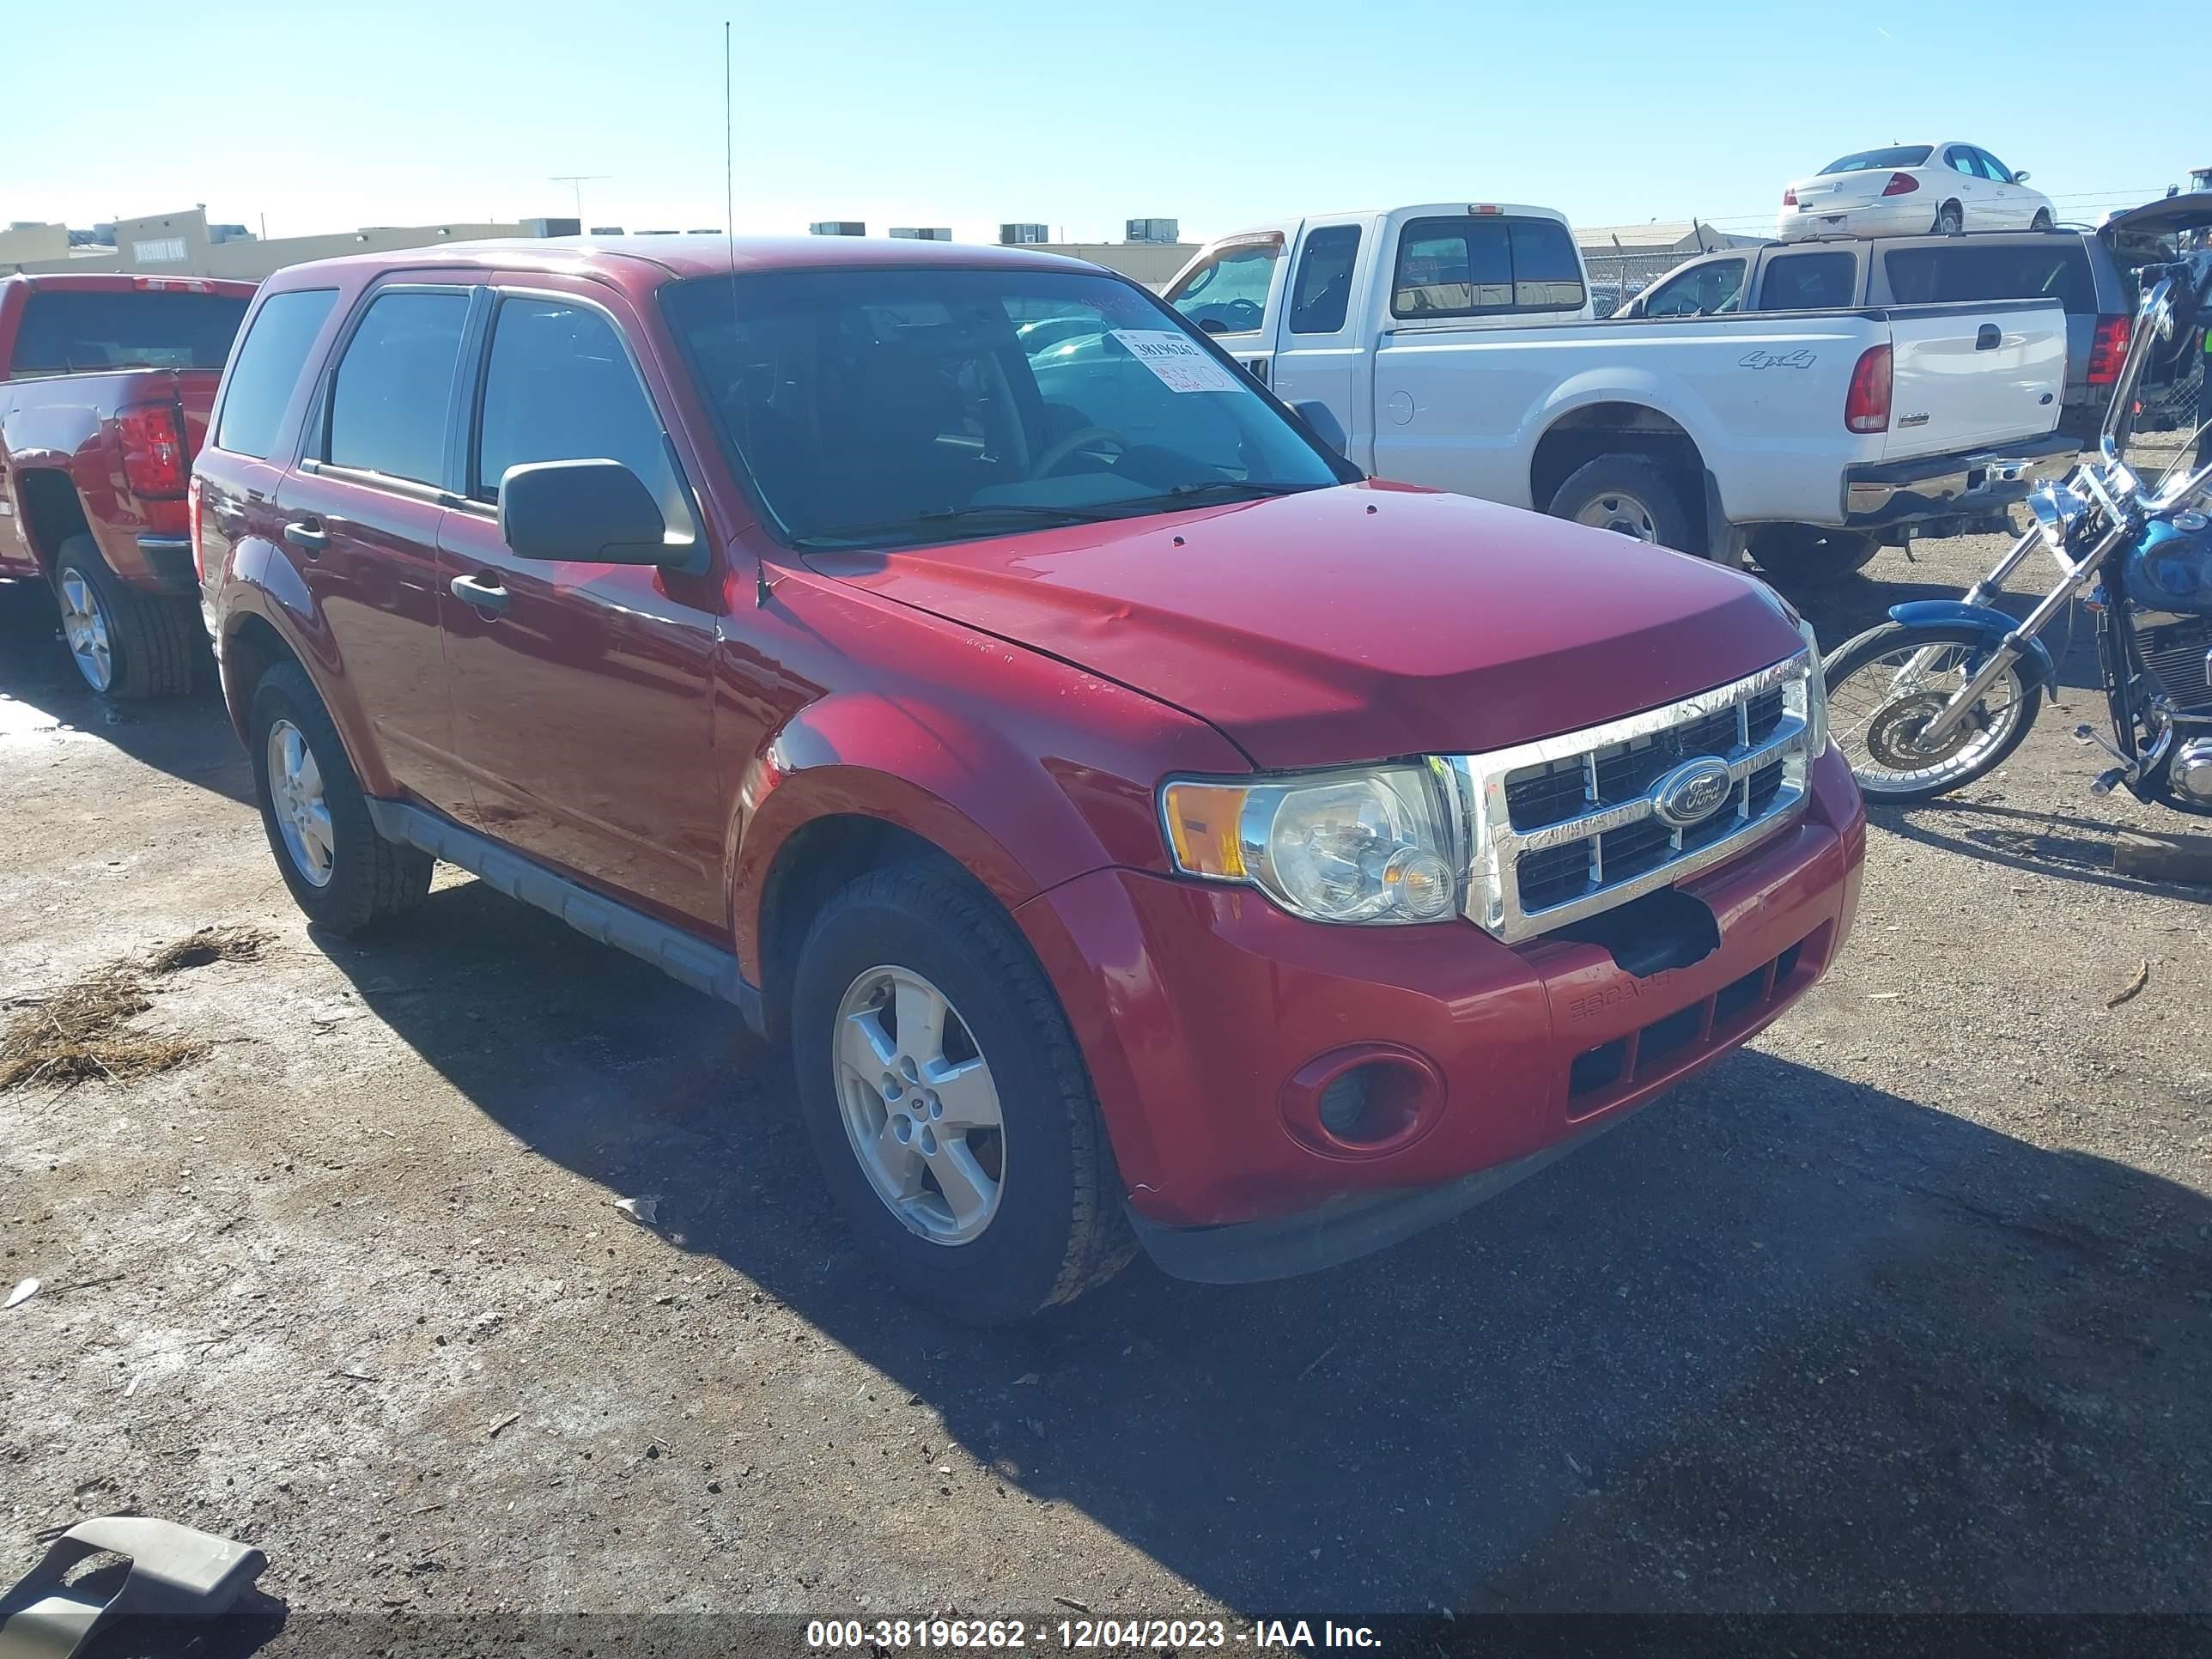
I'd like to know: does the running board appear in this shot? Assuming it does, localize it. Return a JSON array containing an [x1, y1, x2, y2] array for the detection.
[[366, 798, 763, 1033]]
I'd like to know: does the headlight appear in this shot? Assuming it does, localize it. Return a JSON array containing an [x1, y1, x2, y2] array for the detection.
[[1161, 763, 1462, 924], [1794, 616, 1828, 752]]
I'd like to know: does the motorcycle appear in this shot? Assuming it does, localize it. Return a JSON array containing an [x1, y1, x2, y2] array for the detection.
[[1824, 222, 2212, 812]]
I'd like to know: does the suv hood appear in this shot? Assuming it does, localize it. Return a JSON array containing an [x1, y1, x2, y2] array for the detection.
[[805, 483, 1802, 769]]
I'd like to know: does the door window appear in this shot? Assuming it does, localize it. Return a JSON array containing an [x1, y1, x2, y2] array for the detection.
[[1389, 216, 1584, 319], [1641, 259, 1746, 317], [1757, 252, 1857, 310], [1944, 146, 1979, 176], [1164, 242, 1279, 336], [472, 296, 691, 531], [1973, 149, 2015, 183], [325, 289, 470, 486], [215, 289, 338, 459], [1287, 226, 1362, 335]]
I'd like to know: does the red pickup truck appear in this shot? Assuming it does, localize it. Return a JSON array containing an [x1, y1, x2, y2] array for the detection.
[[194, 237, 1864, 1322], [0, 272, 256, 696]]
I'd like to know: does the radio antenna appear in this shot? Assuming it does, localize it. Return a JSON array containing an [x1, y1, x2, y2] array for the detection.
[[724, 21, 773, 607]]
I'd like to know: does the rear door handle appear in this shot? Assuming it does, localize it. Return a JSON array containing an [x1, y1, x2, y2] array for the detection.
[[450, 572, 510, 616], [283, 518, 328, 553], [1975, 324, 2002, 350]]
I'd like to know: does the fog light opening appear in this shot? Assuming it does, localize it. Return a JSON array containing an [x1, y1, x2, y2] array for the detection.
[[1311, 1058, 1424, 1149]]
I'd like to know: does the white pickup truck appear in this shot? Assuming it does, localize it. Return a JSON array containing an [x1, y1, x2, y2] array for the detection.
[[1161, 204, 2076, 580]]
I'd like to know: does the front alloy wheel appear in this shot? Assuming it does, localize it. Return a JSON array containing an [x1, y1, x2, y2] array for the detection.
[[265, 717, 336, 888], [833, 964, 1006, 1244]]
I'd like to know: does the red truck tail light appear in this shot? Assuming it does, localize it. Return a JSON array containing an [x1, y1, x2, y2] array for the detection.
[[1782, 188, 1797, 208], [2086, 314, 2131, 384], [1844, 344, 1893, 433], [1880, 172, 1921, 197], [117, 401, 188, 498]]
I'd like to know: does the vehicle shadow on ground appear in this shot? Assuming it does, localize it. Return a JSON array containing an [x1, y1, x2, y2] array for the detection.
[[0, 583, 250, 805], [1875, 798, 2212, 900], [317, 882, 2212, 1613]]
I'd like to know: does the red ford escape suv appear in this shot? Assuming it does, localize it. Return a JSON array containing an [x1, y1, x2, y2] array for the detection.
[[193, 235, 1864, 1323]]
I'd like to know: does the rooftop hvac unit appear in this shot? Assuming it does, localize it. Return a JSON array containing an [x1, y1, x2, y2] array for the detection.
[[1000, 223, 1049, 245], [810, 221, 866, 237], [890, 227, 951, 240], [522, 216, 584, 239], [1125, 217, 1180, 245]]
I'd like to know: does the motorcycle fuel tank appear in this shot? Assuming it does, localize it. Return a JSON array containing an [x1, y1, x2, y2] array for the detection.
[[2124, 513, 2212, 616]]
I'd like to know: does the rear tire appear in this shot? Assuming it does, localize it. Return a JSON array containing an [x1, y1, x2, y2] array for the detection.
[[248, 660, 431, 933], [1935, 201, 1964, 234], [53, 535, 198, 699], [1748, 524, 1881, 585], [1547, 454, 1698, 554], [791, 860, 1133, 1324]]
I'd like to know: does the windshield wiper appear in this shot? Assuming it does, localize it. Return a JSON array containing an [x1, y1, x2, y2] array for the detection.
[[790, 502, 1127, 550], [1125, 479, 1319, 508]]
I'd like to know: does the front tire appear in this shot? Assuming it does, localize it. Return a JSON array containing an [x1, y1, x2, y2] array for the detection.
[[248, 660, 431, 933], [2031, 209, 2054, 231], [1749, 524, 1881, 585], [53, 536, 198, 699], [1547, 454, 1697, 553], [1824, 622, 2039, 803], [791, 860, 1133, 1324]]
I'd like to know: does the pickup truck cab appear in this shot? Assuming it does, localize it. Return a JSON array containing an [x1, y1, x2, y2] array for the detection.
[[1167, 204, 2075, 582], [1626, 228, 2133, 450], [0, 273, 256, 695], [196, 236, 1864, 1322]]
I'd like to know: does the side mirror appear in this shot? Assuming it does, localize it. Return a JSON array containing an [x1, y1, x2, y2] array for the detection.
[[499, 459, 671, 565], [2013, 170, 2031, 184], [1291, 398, 1349, 459]]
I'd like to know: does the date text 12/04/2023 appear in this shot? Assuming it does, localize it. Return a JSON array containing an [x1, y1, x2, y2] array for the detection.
[[804, 1617, 1382, 1649]]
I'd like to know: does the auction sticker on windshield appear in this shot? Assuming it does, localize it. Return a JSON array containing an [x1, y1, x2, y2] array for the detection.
[[1112, 330, 1241, 393]]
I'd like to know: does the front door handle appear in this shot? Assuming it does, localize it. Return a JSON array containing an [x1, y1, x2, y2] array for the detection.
[[1975, 323, 2002, 350], [450, 572, 510, 616], [283, 518, 328, 553]]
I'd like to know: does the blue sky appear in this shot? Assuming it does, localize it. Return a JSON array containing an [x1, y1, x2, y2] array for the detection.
[[11, 0, 2206, 244]]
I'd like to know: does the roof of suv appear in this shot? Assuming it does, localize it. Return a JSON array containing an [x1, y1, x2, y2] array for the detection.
[[261, 233, 1100, 292]]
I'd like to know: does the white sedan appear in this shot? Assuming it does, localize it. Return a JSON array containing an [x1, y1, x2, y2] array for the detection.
[[1778, 143, 2056, 240]]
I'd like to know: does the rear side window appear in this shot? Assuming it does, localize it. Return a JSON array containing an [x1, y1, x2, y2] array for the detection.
[[9, 289, 249, 376], [215, 289, 338, 459], [326, 289, 470, 486], [1881, 243, 2094, 313], [1165, 242, 1279, 336], [1642, 258, 1746, 318], [1287, 226, 1361, 335], [1390, 216, 1584, 319], [1758, 252, 1857, 310], [472, 297, 690, 529]]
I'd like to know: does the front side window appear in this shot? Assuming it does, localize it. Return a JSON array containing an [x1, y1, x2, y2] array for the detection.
[[1975, 149, 2014, 183], [660, 266, 1344, 548], [216, 288, 338, 459], [1642, 259, 1746, 317], [1390, 216, 1583, 319], [1287, 226, 1361, 335], [1164, 242, 1279, 336], [326, 289, 470, 486], [1758, 252, 1857, 310], [10, 289, 249, 377], [473, 297, 690, 530]]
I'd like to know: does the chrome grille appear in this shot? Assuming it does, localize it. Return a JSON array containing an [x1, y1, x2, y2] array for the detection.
[[1450, 651, 1818, 942]]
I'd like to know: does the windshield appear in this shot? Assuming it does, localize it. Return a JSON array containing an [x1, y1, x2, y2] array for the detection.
[[1820, 145, 1934, 174], [661, 266, 1342, 548], [9, 289, 250, 376]]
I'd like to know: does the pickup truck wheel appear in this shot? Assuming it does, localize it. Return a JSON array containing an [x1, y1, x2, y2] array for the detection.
[[53, 537, 198, 699], [1747, 525, 1881, 584], [1547, 456, 1695, 552], [792, 861, 1134, 1324], [248, 661, 431, 933]]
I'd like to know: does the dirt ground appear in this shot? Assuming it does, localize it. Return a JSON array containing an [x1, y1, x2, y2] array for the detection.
[[1, 501, 2208, 1644]]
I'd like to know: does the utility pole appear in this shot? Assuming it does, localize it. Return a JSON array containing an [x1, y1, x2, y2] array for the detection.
[[549, 174, 611, 222]]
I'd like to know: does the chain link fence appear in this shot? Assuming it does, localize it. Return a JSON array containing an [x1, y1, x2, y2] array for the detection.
[[1580, 249, 1711, 317]]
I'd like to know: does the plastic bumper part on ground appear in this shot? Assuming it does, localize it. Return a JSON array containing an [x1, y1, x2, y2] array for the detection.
[[1016, 744, 1867, 1283]]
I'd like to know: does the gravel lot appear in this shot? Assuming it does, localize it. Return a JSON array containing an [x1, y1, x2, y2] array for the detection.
[[1, 509, 2208, 1642]]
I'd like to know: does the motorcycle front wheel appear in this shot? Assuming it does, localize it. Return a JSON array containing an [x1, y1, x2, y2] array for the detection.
[[1824, 622, 2039, 803]]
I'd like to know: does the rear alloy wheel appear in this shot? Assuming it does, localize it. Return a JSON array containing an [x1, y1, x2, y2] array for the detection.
[[1749, 524, 1881, 585], [1548, 454, 1696, 553], [52, 535, 199, 699], [1936, 202, 1964, 234], [792, 860, 1133, 1324]]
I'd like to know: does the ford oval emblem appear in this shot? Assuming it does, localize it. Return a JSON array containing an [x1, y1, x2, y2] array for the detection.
[[1651, 757, 1735, 830]]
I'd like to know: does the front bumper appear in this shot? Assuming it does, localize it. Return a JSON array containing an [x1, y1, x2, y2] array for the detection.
[[1841, 433, 2076, 536], [1015, 744, 1867, 1281]]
